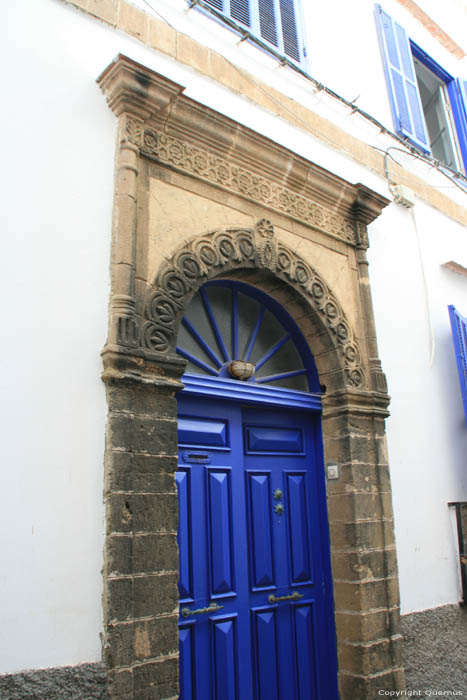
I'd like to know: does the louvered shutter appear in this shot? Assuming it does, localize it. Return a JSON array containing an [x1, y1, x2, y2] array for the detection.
[[231, 0, 251, 26], [258, 0, 279, 48], [448, 305, 467, 428], [202, 0, 304, 65], [279, 0, 300, 62], [204, 0, 224, 10], [374, 4, 429, 151]]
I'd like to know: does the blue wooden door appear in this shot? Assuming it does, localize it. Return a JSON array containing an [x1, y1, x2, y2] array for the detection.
[[177, 394, 338, 700]]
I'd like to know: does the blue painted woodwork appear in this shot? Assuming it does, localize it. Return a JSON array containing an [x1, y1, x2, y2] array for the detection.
[[177, 281, 320, 393], [451, 79, 467, 172], [245, 425, 303, 453], [448, 305, 467, 428], [177, 394, 338, 699], [178, 416, 229, 448], [181, 373, 322, 410], [375, 4, 429, 151], [211, 615, 238, 700], [376, 5, 467, 170]]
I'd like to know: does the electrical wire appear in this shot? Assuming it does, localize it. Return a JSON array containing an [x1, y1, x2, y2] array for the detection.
[[187, 0, 467, 194], [409, 206, 436, 367], [141, 0, 175, 28]]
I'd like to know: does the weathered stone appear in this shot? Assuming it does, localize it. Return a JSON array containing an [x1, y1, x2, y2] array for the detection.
[[106, 577, 133, 622], [131, 493, 178, 533], [325, 462, 391, 496], [335, 606, 401, 643], [134, 573, 179, 618], [333, 577, 400, 612], [328, 491, 394, 523], [107, 414, 177, 455], [106, 383, 177, 418], [133, 533, 179, 574], [331, 546, 398, 581], [106, 451, 177, 494], [330, 518, 395, 551], [107, 667, 133, 696], [133, 657, 178, 692], [105, 622, 134, 668], [107, 535, 133, 576], [338, 634, 403, 675], [134, 616, 178, 660]]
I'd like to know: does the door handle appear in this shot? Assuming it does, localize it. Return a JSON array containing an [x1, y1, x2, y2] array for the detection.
[[181, 601, 224, 618], [268, 591, 304, 604]]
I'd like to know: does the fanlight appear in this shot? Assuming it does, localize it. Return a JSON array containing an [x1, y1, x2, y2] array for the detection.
[[176, 281, 318, 392]]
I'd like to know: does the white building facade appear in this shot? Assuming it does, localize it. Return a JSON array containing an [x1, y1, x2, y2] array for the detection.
[[1, 0, 466, 698]]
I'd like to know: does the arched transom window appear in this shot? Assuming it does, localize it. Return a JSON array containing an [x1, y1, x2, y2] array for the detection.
[[176, 281, 319, 392]]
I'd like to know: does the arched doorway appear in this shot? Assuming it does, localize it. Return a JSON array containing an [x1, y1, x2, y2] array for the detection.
[[175, 280, 339, 700]]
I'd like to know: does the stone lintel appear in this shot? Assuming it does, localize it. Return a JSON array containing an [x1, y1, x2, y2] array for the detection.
[[97, 54, 390, 233]]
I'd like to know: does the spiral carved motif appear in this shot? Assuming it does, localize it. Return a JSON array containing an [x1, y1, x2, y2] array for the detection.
[[142, 222, 366, 388], [136, 124, 357, 245]]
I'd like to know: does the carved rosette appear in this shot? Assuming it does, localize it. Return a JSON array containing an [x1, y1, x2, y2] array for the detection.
[[142, 221, 366, 388], [139, 129, 357, 245]]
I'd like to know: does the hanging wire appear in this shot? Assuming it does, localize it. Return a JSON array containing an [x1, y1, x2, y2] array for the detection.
[[185, 0, 467, 194], [409, 207, 436, 368], [140, 0, 175, 28]]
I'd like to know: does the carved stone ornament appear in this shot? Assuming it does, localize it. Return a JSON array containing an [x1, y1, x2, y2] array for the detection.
[[142, 221, 366, 388], [129, 122, 357, 245]]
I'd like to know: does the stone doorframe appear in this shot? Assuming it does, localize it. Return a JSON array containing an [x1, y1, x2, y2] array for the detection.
[[98, 55, 405, 699]]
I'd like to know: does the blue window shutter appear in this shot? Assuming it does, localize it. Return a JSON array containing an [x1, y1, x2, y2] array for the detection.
[[374, 4, 429, 151], [448, 305, 467, 428]]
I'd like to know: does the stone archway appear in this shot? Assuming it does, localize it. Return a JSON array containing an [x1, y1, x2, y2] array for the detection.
[[142, 220, 366, 392], [102, 222, 403, 700], [99, 54, 404, 699]]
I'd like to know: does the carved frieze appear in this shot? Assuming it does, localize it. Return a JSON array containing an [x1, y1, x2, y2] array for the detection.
[[129, 122, 357, 245], [142, 221, 366, 388]]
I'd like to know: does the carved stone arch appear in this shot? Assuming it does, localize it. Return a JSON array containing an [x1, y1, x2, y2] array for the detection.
[[142, 219, 366, 390]]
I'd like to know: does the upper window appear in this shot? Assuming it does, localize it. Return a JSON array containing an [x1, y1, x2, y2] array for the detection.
[[375, 4, 467, 173], [192, 0, 307, 67]]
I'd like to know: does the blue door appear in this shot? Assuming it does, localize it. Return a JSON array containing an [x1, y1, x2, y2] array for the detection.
[[177, 394, 338, 700]]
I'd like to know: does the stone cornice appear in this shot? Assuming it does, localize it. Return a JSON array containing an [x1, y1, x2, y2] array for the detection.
[[98, 55, 389, 246]]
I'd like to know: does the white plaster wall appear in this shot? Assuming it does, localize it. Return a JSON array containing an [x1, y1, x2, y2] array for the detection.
[[0, 0, 117, 673], [368, 200, 467, 613], [1, 0, 466, 673]]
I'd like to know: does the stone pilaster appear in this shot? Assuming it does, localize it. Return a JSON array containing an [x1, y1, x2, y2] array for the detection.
[[102, 348, 185, 700], [323, 391, 405, 698]]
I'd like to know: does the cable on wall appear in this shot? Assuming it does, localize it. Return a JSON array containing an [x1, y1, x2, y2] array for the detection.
[[187, 0, 467, 193]]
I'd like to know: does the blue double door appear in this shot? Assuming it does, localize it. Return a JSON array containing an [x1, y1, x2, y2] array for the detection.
[[177, 394, 337, 700]]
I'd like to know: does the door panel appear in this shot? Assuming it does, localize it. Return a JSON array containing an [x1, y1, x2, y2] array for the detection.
[[177, 395, 337, 700]]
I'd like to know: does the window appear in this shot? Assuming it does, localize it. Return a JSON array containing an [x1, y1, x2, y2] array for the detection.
[[448, 305, 467, 428], [191, 0, 307, 67], [375, 4, 467, 173], [176, 280, 319, 392]]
